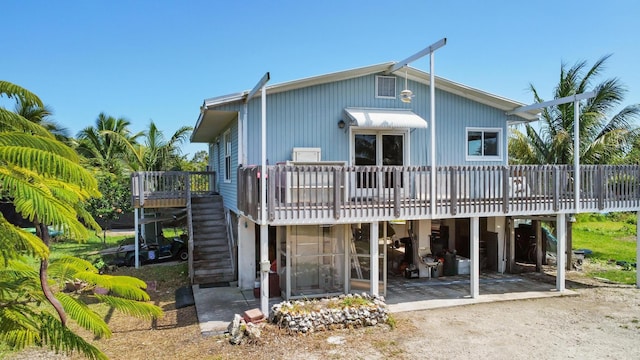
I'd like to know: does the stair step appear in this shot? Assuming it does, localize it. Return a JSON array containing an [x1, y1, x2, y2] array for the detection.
[[194, 266, 234, 276], [193, 250, 231, 264], [194, 274, 234, 285]]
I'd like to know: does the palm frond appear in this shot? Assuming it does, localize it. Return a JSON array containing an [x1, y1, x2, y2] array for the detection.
[[55, 292, 112, 338], [38, 313, 108, 360], [0, 80, 43, 108], [94, 294, 163, 320], [0, 215, 50, 263], [0, 109, 53, 137]]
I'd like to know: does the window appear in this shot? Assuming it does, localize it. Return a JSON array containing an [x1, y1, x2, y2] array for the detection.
[[466, 127, 502, 161], [375, 76, 396, 98], [353, 131, 406, 188], [224, 130, 231, 182]]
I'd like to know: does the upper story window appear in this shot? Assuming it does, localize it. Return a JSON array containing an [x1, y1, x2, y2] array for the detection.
[[466, 127, 502, 161], [375, 76, 396, 98], [224, 129, 231, 182]]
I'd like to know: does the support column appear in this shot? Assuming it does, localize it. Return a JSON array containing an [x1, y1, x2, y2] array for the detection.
[[508, 218, 515, 273], [370, 221, 379, 296], [637, 211, 639, 289], [415, 219, 432, 278], [556, 213, 566, 292], [134, 208, 140, 269], [259, 224, 269, 315], [488, 217, 506, 273], [534, 220, 542, 272], [470, 217, 480, 298], [237, 217, 256, 290], [566, 219, 573, 271]]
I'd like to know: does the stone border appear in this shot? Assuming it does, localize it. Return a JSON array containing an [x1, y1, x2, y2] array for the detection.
[[269, 293, 389, 333]]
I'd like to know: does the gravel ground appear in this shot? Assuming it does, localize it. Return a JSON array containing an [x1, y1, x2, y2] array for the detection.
[[6, 269, 640, 360]]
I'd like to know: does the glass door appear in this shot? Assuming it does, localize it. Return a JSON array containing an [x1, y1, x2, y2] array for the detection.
[[349, 223, 388, 296], [353, 132, 405, 199]]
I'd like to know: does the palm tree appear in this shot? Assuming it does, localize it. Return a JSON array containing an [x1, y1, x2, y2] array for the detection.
[[14, 102, 72, 143], [129, 121, 192, 171], [509, 55, 640, 165], [0, 81, 161, 359], [76, 113, 142, 175]]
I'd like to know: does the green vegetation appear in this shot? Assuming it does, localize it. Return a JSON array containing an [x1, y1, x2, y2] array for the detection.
[[572, 213, 637, 285], [509, 55, 639, 166], [0, 81, 163, 359]]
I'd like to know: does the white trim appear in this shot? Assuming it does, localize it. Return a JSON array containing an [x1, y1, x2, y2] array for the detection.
[[375, 75, 397, 99], [465, 127, 503, 162]]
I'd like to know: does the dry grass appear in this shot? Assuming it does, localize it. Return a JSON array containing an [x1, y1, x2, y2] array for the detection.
[[7, 262, 640, 360]]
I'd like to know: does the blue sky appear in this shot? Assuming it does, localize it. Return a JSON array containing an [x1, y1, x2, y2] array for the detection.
[[3, 0, 639, 157]]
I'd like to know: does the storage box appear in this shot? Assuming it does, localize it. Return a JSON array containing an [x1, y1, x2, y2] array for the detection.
[[456, 256, 470, 275]]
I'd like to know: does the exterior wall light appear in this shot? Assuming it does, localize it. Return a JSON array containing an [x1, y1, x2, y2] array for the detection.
[[337, 119, 346, 129]]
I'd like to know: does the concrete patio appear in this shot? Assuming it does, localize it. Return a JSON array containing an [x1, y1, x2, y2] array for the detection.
[[192, 272, 577, 335]]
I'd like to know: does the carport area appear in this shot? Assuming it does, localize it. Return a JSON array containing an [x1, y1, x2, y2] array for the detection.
[[192, 272, 575, 335]]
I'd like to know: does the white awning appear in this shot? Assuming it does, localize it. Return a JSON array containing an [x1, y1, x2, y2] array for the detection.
[[343, 108, 428, 129]]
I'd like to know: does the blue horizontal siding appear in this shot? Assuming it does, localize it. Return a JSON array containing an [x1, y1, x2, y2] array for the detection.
[[205, 72, 513, 203]]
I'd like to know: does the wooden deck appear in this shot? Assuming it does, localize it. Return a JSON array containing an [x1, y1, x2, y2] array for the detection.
[[130, 166, 640, 224], [131, 171, 216, 209], [238, 164, 640, 224]]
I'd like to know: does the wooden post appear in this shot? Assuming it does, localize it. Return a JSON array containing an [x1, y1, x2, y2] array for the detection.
[[333, 168, 341, 220], [186, 175, 194, 284], [503, 166, 510, 214], [451, 167, 458, 216]]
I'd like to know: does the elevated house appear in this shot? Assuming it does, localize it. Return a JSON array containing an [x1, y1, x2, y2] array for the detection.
[[132, 41, 640, 313]]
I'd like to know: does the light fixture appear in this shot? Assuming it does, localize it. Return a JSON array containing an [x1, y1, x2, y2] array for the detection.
[[400, 68, 414, 103], [337, 119, 346, 129]]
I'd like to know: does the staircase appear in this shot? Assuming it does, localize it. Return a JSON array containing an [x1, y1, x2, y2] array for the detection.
[[190, 195, 235, 285]]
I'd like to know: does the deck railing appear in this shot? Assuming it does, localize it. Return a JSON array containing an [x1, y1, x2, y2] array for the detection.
[[131, 171, 216, 208], [237, 164, 640, 224]]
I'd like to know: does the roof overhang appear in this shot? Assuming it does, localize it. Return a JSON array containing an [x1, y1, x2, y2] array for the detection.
[[190, 108, 238, 143], [344, 107, 428, 129]]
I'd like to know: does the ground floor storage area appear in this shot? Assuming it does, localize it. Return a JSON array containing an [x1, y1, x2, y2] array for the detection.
[[238, 214, 572, 303]]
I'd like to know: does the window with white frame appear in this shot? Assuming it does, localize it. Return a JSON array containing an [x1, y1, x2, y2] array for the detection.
[[466, 127, 502, 161], [375, 76, 396, 98], [224, 130, 231, 182]]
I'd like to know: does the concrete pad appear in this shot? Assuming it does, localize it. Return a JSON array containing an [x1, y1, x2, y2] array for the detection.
[[388, 289, 577, 313], [192, 285, 252, 336]]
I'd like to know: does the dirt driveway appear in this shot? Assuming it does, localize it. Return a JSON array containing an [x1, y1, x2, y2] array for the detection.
[[8, 271, 640, 360]]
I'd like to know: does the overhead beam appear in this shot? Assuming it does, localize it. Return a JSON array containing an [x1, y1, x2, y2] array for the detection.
[[246, 72, 271, 103], [387, 38, 447, 73], [506, 91, 595, 115]]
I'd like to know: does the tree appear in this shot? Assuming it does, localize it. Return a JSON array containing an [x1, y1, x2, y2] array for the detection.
[[14, 101, 72, 143], [179, 150, 209, 171], [76, 113, 142, 175], [0, 81, 161, 359], [509, 55, 640, 165], [129, 121, 192, 171]]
